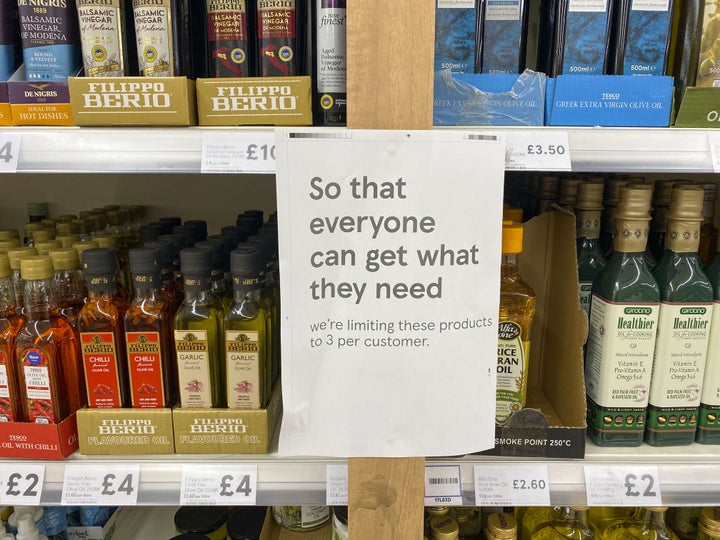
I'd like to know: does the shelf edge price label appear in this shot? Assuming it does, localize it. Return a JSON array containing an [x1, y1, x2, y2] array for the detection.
[[708, 132, 720, 173], [0, 133, 20, 173], [425, 464, 463, 506], [326, 464, 348, 506], [61, 465, 140, 506], [0, 464, 44, 505], [474, 465, 550, 506], [584, 465, 662, 506], [180, 465, 258, 506], [201, 132, 276, 174], [504, 131, 572, 171]]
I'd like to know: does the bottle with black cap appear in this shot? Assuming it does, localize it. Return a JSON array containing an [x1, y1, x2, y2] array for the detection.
[[196, 240, 232, 312], [159, 234, 188, 291], [124, 247, 177, 408], [225, 247, 271, 409], [174, 248, 225, 409], [226, 506, 267, 540], [184, 220, 208, 244], [79, 248, 131, 409], [220, 226, 249, 247], [145, 240, 184, 314]]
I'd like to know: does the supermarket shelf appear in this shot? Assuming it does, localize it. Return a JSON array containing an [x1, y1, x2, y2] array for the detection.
[[2, 126, 717, 174], [20, 442, 720, 507]]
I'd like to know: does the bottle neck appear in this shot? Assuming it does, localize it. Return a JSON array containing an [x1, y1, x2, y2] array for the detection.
[[0, 276, 15, 313], [232, 275, 263, 302], [132, 273, 162, 300], [576, 209, 602, 240], [614, 218, 650, 253], [636, 509, 667, 529], [24, 277, 56, 320], [665, 219, 702, 253], [501, 253, 521, 278]]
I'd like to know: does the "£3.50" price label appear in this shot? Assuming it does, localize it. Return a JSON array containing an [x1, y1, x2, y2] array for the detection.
[[504, 131, 572, 171]]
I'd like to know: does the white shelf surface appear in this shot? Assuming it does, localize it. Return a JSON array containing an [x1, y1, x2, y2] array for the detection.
[[2, 126, 716, 174], [13, 441, 720, 506]]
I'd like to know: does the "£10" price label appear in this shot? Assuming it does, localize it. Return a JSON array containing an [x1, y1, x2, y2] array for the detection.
[[0, 464, 44, 505], [62, 465, 140, 506], [201, 132, 276, 174], [504, 131, 572, 171], [584, 465, 662, 506], [180, 465, 258, 506]]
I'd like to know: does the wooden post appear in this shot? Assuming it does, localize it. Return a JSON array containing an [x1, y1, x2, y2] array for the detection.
[[346, 0, 435, 538]]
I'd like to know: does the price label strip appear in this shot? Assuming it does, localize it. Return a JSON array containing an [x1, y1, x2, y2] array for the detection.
[[0, 133, 20, 173], [0, 464, 45, 505], [326, 464, 348, 506], [201, 132, 276, 174], [474, 465, 550, 506], [708, 132, 720, 173], [584, 465, 662, 506], [425, 465, 463, 506], [180, 465, 258, 506], [62, 465, 140, 506], [504, 131, 572, 171]]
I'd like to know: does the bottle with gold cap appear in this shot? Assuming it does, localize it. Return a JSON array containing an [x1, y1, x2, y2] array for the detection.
[[48, 248, 87, 330], [486, 512, 517, 540], [34, 240, 62, 256], [697, 508, 720, 540], [576, 181, 607, 320], [497, 223, 536, 424], [0, 239, 20, 254], [529, 507, 593, 540], [15, 255, 84, 423], [646, 186, 713, 447], [585, 186, 660, 446], [426, 507, 450, 538], [558, 178, 584, 212], [8, 247, 38, 315], [602, 507, 678, 540], [0, 254, 25, 422], [428, 514, 459, 540]]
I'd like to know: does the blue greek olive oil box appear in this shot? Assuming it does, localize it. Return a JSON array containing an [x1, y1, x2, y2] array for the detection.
[[481, 209, 587, 458], [434, 0, 478, 74]]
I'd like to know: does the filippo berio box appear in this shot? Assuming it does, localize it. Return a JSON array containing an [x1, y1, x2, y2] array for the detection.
[[68, 76, 196, 126], [196, 77, 312, 126], [76, 408, 174, 455], [172, 384, 282, 454]]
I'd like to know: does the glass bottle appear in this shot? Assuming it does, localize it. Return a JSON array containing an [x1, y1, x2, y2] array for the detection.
[[588, 508, 635, 536], [144, 240, 184, 315], [486, 512, 517, 540], [697, 508, 720, 540], [529, 507, 593, 540], [15, 256, 83, 423], [523, 508, 562, 540], [648, 180, 678, 261], [312, 0, 347, 125], [77, 0, 133, 77], [225, 248, 271, 409], [666, 507, 700, 540], [79, 248, 131, 409], [496, 223, 536, 424], [93, 236, 130, 303], [0, 254, 25, 422], [205, 0, 256, 77], [174, 248, 225, 409], [132, 0, 191, 76], [558, 177, 584, 211], [600, 178, 629, 256], [646, 186, 713, 446], [698, 234, 720, 443], [48, 248, 86, 330], [428, 514, 459, 540], [257, 0, 307, 76], [585, 186, 660, 446], [195, 240, 232, 311], [7, 247, 38, 315], [124, 247, 176, 408], [575, 181, 607, 320], [158, 233, 186, 291], [699, 183, 719, 267], [602, 507, 678, 540]]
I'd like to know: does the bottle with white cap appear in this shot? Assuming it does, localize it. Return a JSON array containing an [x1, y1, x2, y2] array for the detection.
[[15, 514, 47, 540]]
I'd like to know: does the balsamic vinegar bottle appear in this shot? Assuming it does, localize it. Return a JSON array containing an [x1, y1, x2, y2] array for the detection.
[[132, 0, 191, 77], [205, 0, 256, 77], [257, 0, 307, 76], [77, 0, 133, 76], [312, 0, 346, 125]]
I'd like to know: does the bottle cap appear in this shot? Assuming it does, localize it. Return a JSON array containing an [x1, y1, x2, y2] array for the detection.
[[195, 240, 227, 270], [16, 512, 42, 540], [503, 207, 524, 223], [72, 218, 89, 235], [73, 241, 100, 259], [536, 175, 559, 199], [236, 217, 260, 236], [0, 254, 10, 278], [23, 222, 45, 237], [106, 210, 123, 226], [184, 220, 208, 242], [702, 182, 719, 201], [27, 202, 49, 219], [558, 178, 584, 207], [144, 241, 174, 271], [221, 225, 249, 246], [616, 186, 653, 220], [94, 234, 118, 250], [502, 224, 523, 254], [172, 225, 196, 247], [180, 248, 212, 276], [82, 248, 118, 276], [575, 181, 604, 211], [174, 507, 228, 535], [569, 506, 590, 511], [34, 240, 62, 255], [138, 225, 161, 244], [230, 247, 264, 276], [129, 247, 160, 275], [20, 255, 54, 281], [56, 214, 77, 223], [699, 508, 720, 536], [667, 186, 704, 222], [0, 239, 20, 252], [225, 507, 268, 540], [158, 234, 186, 255], [485, 512, 517, 540], [55, 235, 80, 248], [48, 248, 80, 271], [0, 229, 18, 241], [425, 507, 449, 517], [644, 507, 668, 512], [127, 205, 145, 220], [103, 205, 120, 212], [7, 247, 38, 270], [159, 216, 182, 228], [32, 229, 54, 243], [604, 178, 629, 206], [55, 222, 80, 236], [148, 221, 173, 236], [653, 180, 680, 207], [428, 515, 459, 540]]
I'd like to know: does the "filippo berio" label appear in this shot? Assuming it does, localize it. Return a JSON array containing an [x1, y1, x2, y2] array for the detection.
[[226, 330, 262, 409], [77, 408, 174, 454], [81, 332, 122, 408], [175, 330, 212, 408], [196, 76, 311, 125], [126, 331, 165, 408]]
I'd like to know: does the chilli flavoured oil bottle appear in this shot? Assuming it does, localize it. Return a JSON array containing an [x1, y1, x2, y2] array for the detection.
[[0, 254, 24, 422], [16, 256, 83, 423], [125, 247, 177, 408], [79, 248, 131, 408]]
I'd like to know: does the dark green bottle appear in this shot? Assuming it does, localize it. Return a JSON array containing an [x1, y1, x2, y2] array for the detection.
[[575, 181, 606, 320], [600, 178, 629, 257], [698, 237, 720, 443], [646, 187, 713, 446], [585, 186, 660, 446]]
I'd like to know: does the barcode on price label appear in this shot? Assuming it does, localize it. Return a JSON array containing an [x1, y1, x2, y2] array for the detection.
[[425, 465, 463, 506]]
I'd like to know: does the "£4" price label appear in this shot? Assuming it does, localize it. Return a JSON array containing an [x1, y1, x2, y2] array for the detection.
[[0, 464, 44, 505], [180, 465, 257, 506], [61, 465, 140, 506], [584, 465, 662, 506], [0, 133, 20, 173], [201, 132, 276, 174], [504, 131, 571, 171]]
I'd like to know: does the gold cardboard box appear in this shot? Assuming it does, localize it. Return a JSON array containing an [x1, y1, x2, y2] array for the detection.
[[196, 76, 312, 126], [68, 76, 196, 126], [76, 407, 174, 455], [173, 383, 282, 454]]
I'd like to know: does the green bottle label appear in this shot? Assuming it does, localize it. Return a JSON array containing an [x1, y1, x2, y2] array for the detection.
[[579, 281, 592, 317], [496, 321, 528, 423]]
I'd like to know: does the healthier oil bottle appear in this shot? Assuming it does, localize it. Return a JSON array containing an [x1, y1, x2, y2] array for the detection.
[[496, 223, 536, 424], [585, 186, 660, 446], [575, 181, 606, 319], [646, 186, 713, 446]]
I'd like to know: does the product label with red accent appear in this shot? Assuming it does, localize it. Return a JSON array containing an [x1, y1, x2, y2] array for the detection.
[[207, 0, 250, 77], [258, 0, 298, 76], [0, 351, 13, 422], [21, 348, 54, 424], [81, 332, 122, 408], [226, 330, 262, 409], [126, 332, 164, 408]]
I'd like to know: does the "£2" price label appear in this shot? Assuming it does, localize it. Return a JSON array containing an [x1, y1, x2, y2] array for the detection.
[[584, 466, 662, 506], [0, 464, 44, 505]]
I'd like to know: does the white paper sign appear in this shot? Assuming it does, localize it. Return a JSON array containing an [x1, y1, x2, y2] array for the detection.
[[61, 465, 139, 506], [474, 465, 551, 506], [180, 465, 258, 505], [505, 131, 571, 171], [326, 464, 348, 505], [425, 464, 463, 506], [276, 130, 504, 457], [201, 132, 275, 173], [708, 133, 720, 173], [0, 133, 21, 173], [584, 465, 662, 506], [0, 464, 44, 505]]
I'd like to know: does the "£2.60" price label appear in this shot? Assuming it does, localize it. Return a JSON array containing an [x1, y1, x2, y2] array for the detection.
[[474, 465, 550, 506]]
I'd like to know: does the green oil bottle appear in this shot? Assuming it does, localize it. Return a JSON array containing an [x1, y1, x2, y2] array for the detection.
[[529, 507, 593, 540], [576, 181, 606, 320]]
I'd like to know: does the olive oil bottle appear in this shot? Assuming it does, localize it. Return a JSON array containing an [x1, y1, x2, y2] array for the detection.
[[646, 186, 713, 446], [174, 248, 225, 409], [575, 181, 606, 319], [603, 508, 678, 540], [600, 178, 628, 256], [585, 186, 660, 446], [0, 254, 24, 422], [697, 508, 720, 540], [496, 223, 536, 424], [480, 0, 530, 73], [529, 507, 593, 540]]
